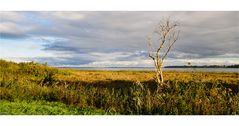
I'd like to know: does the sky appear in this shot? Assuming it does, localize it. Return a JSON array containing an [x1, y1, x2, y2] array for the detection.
[[0, 11, 238, 67]]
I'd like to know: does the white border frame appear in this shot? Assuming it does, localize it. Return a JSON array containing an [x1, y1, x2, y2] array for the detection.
[[0, 0, 238, 11]]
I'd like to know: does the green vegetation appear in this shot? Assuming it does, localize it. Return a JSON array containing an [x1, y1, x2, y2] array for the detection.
[[0, 100, 106, 115], [0, 60, 238, 115]]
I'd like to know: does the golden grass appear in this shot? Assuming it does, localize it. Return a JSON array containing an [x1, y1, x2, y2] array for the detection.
[[57, 69, 238, 85]]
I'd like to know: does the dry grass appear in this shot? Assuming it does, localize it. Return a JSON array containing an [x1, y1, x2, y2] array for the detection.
[[57, 69, 238, 86]]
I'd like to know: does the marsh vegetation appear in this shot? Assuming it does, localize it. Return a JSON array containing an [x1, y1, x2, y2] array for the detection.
[[0, 60, 238, 115]]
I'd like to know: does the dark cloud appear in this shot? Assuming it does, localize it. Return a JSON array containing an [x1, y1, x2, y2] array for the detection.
[[0, 32, 28, 39], [0, 11, 238, 66], [25, 56, 92, 66]]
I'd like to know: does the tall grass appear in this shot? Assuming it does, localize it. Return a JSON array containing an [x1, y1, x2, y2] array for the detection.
[[0, 60, 238, 115]]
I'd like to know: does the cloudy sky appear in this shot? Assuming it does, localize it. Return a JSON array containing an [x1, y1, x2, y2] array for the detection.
[[0, 11, 238, 67]]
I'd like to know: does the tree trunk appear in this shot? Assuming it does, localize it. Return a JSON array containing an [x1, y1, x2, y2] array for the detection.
[[154, 63, 164, 91], [159, 68, 164, 85]]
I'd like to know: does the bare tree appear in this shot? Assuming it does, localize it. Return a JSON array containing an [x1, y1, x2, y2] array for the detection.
[[147, 18, 180, 90]]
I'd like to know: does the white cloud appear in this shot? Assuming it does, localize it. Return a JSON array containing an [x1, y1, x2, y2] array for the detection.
[[78, 59, 153, 67], [0, 22, 32, 33], [49, 12, 85, 20], [0, 12, 24, 22]]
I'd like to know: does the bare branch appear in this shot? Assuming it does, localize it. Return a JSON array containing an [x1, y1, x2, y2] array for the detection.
[[149, 53, 155, 60], [147, 35, 156, 60], [162, 30, 180, 61]]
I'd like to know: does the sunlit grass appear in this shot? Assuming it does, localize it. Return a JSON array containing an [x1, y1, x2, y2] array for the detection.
[[0, 100, 107, 115], [0, 59, 238, 115]]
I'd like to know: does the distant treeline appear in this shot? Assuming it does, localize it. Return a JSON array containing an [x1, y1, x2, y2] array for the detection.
[[164, 64, 239, 68]]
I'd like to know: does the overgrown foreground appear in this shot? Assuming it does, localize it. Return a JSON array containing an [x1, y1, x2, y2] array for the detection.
[[0, 60, 238, 115]]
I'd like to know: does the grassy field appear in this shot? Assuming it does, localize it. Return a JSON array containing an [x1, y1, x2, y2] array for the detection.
[[0, 60, 238, 115]]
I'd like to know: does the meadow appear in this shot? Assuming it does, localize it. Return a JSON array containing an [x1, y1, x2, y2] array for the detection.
[[0, 59, 238, 115]]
